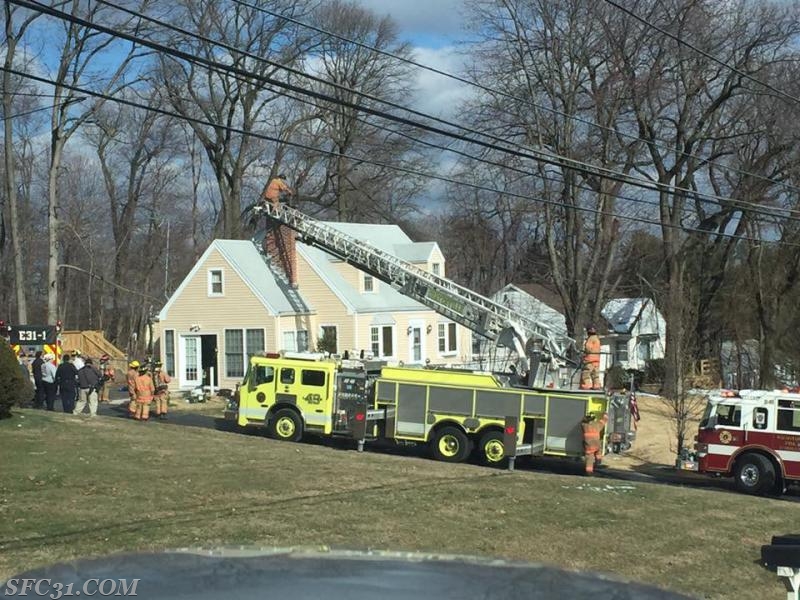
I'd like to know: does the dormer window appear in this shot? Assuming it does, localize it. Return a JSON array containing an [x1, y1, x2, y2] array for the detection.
[[363, 273, 375, 293]]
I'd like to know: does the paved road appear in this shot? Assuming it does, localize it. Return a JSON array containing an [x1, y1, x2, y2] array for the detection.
[[95, 398, 800, 502]]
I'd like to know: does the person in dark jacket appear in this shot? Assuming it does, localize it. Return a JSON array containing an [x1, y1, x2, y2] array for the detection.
[[55, 354, 79, 414], [75, 359, 102, 416], [31, 351, 45, 409]]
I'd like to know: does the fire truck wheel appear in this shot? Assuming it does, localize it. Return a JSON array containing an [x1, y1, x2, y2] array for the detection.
[[268, 408, 303, 443], [477, 430, 506, 466], [733, 453, 775, 495], [431, 426, 471, 463]]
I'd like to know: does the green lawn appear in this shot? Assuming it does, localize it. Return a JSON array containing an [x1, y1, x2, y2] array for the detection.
[[0, 409, 793, 599]]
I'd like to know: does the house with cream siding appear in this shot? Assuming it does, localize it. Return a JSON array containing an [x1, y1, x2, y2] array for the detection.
[[156, 222, 472, 391]]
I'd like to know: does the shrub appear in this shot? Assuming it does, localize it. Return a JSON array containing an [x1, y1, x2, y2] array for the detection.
[[316, 328, 338, 355], [604, 365, 627, 390], [605, 364, 646, 390], [644, 358, 665, 384], [0, 342, 32, 419]]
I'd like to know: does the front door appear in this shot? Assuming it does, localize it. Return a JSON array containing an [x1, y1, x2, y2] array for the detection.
[[408, 320, 425, 364], [179, 335, 202, 388]]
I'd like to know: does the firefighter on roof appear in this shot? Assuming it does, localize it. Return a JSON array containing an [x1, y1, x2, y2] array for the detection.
[[259, 173, 298, 288], [580, 325, 602, 390], [261, 173, 293, 206]]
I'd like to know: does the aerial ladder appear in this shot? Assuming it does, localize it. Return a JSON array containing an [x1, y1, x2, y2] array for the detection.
[[255, 203, 577, 387]]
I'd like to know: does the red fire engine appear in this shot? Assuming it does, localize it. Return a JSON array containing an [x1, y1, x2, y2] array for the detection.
[[683, 389, 800, 495]]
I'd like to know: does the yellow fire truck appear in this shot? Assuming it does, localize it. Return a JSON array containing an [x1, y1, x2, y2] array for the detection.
[[227, 352, 609, 467]]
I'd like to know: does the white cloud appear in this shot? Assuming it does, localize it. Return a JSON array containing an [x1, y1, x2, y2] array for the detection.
[[408, 45, 473, 119], [352, 0, 465, 44]]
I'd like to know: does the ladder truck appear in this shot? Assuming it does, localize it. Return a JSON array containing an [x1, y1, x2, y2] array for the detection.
[[225, 204, 636, 466], [256, 202, 575, 388], [227, 350, 611, 468]]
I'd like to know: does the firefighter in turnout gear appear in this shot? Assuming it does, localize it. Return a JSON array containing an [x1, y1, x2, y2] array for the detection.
[[260, 173, 298, 287], [99, 354, 115, 403], [127, 360, 140, 417], [580, 325, 602, 390], [581, 412, 608, 475], [152, 360, 171, 420], [261, 173, 293, 205], [133, 364, 155, 421]]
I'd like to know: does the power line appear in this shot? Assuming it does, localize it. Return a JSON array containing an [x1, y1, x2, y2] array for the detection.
[[126, 0, 800, 227], [90, 0, 775, 232], [22, 0, 798, 225], [4, 64, 797, 249], [233, 0, 800, 203], [1, 91, 67, 98], [135, 30, 685, 224], [601, 0, 800, 106], [1, 96, 85, 121]]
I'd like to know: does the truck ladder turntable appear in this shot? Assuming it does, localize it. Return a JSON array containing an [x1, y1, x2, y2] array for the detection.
[[255, 203, 575, 382]]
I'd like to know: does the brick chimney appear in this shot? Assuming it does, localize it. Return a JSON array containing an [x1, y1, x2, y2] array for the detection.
[[264, 224, 298, 287]]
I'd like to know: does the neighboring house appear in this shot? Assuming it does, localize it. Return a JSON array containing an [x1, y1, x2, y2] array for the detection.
[[492, 283, 569, 339], [482, 283, 572, 375], [720, 339, 760, 389], [156, 223, 472, 392], [599, 298, 666, 373]]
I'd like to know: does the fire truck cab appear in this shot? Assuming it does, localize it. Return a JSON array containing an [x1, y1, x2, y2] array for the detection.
[[689, 390, 800, 495]]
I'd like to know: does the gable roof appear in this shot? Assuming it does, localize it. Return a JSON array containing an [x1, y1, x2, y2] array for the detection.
[[511, 282, 566, 315], [298, 221, 439, 313], [158, 239, 312, 320], [493, 284, 569, 337], [601, 298, 647, 334], [393, 242, 438, 262]]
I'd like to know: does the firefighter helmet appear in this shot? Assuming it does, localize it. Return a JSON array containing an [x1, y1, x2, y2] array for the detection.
[[129, 360, 140, 368], [586, 325, 597, 335]]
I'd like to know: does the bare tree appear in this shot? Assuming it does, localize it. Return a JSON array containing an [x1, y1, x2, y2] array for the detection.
[[83, 90, 180, 344], [299, 0, 423, 222], [43, 0, 147, 322], [2, 2, 40, 323], [603, 0, 800, 452], [462, 0, 637, 339], [159, 0, 314, 238]]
